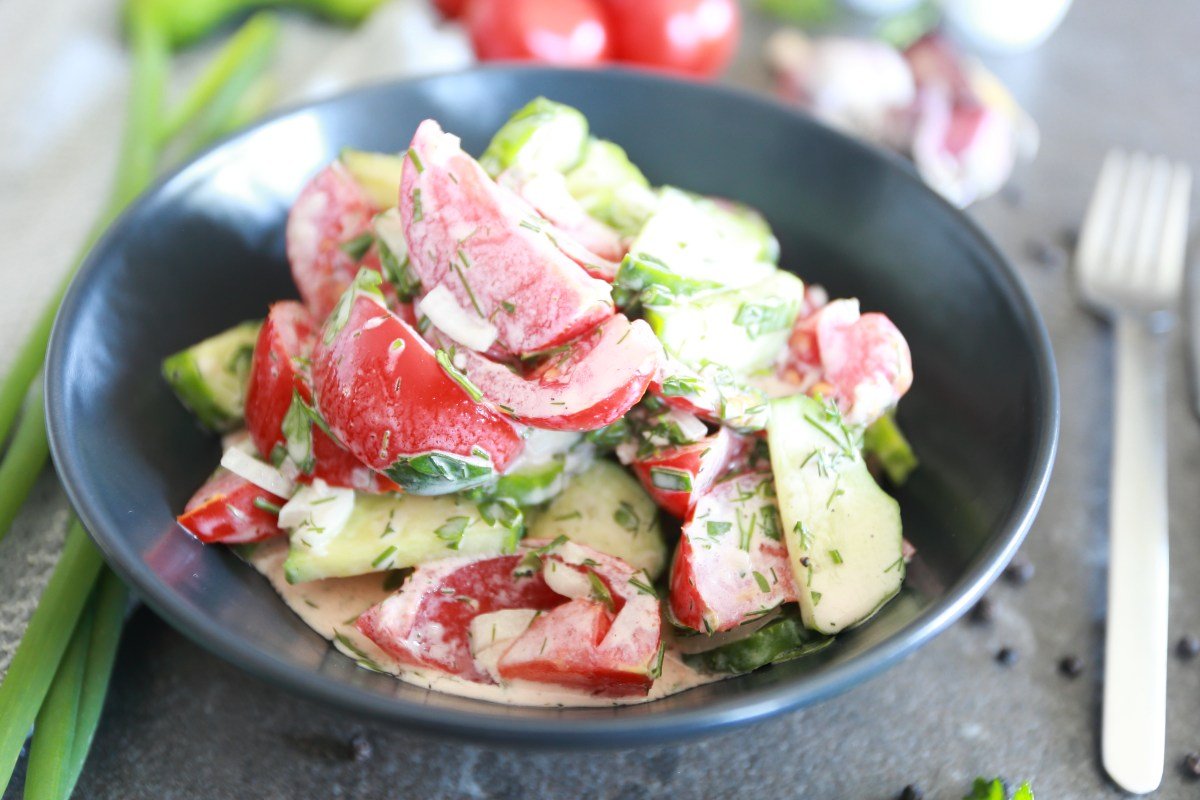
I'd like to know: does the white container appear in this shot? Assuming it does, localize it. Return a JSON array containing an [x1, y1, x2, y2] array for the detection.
[[941, 0, 1074, 53]]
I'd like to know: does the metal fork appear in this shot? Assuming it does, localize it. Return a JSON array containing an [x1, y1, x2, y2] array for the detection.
[[1076, 150, 1192, 795]]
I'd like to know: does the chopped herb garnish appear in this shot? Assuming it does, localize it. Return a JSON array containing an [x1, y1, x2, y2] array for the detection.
[[706, 520, 732, 539], [811, 591, 823, 606], [613, 501, 640, 533], [435, 516, 471, 549], [252, 497, 281, 515], [435, 349, 484, 402], [338, 231, 375, 261], [449, 259, 485, 317], [334, 632, 384, 673], [660, 374, 702, 397], [794, 521, 814, 551], [586, 569, 616, 612], [753, 571, 771, 593], [732, 298, 795, 340], [407, 148, 424, 173], [650, 641, 666, 680], [553, 510, 583, 521], [411, 188, 424, 222], [500, 300, 516, 315], [371, 546, 397, 568], [628, 574, 658, 597], [829, 549, 844, 565], [760, 505, 781, 541], [390, 338, 405, 352], [649, 466, 693, 492]]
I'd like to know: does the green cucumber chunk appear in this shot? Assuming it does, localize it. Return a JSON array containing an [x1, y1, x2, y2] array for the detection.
[[768, 395, 904, 634], [563, 138, 657, 237], [864, 412, 919, 485], [529, 460, 667, 579], [284, 492, 520, 583], [479, 97, 589, 177], [685, 611, 834, 674], [645, 270, 805, 375], [161, 320, 261, 432], [617, 187, 780, 298], [340, 149, 405, 209]]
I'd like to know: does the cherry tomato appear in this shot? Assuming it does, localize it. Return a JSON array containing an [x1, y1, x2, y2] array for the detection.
[[601, 0, 739, 78], [668, 472, 795, 633], [286, 163, 384, 321], [401, 120, 614, 356], [311, 290, 525, 491], [449, 314, 661, 431], [466, 0, 611, 66], [628, 427, 748, 519], [433, 0, 469, 19], [244, 301, 398, 494], [177, 471, 285, 545]]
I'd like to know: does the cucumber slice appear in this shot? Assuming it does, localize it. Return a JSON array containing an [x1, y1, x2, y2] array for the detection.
[[479, 97, 589, 177], [768, 395, 904, 634], [340, 149, 405, 209], [494, 458, 566, 506], [563, 138, 657, 237], [162, 320, 261, 432], [529, 460, 667, 579], [685, 611, 834, 674], [864, 412, 919, 485], [618, 188, 779, 297], [283, 492, 520, 583], [645, 270, 805, 375]]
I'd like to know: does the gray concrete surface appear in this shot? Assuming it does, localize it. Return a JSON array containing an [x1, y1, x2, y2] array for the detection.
[[5, 0, 1200, 797]]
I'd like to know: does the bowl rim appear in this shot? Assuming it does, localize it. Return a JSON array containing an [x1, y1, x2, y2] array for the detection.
[[45, 64, 1060, 747]]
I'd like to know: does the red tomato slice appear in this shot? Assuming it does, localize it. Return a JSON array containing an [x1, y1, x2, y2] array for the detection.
[[497, 169, 626, 271], [450, 314, 661, 431], [467, 0, 611, 66], [400, 120, 614, 356], [668, 471, 795, 632], [356, 554, 564, 682], [177, 470, 285, 544], [312, 291, 525, 486], [498, 540, 663, 696], [244, 301, 398, 493], [785, 298, 912, 426], [628, 427, 749, 518], [601, 0, 740, 78], [286, 162, 384, 321]]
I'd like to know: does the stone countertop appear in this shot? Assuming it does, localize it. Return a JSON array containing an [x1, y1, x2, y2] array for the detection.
[[4, 0, 1200, 797]]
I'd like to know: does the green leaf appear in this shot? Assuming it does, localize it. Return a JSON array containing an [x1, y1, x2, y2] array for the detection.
[[963, 777, 1034, 800]]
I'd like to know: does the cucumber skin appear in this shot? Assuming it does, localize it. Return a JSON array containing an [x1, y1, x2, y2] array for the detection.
[[685, 613, 834, 674], [161, 320, 260, 432], [479, 97, 589, 178]]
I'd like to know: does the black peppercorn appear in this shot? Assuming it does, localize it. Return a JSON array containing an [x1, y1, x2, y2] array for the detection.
[[349, 733, 373, 763], [996, 646, 1018, 666], [1177, 635, 1200, 660], [1003, 557, 1034, 586], [1058, 655, 1084, 678], [899, 785, 924, 800], [968, 596, 994, 626]]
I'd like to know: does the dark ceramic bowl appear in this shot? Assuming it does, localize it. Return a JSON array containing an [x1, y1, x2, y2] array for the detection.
[[46, 67, 1057, 747]]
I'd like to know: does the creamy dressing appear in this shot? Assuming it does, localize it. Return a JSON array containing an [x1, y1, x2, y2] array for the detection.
[[246, 539, 724, 707]]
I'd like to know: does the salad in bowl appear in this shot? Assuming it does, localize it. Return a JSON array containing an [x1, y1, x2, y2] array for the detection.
[[161, 98, 916, 706]]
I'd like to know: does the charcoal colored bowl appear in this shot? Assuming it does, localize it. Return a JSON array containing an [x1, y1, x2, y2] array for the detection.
[[45, 67, 1057, 747]]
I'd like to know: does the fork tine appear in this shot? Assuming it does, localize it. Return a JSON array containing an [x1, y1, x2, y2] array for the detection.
[[1131, 156, 1172, 288], [1077, 150, 1127, 281], [1107, 152, 1153, 286], [1152, 163, 1193, 300]]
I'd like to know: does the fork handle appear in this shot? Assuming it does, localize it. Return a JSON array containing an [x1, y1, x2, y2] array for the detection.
[[1102, 314, 1169, 795]]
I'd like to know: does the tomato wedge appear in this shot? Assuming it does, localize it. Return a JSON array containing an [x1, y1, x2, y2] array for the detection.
[[311, 283, 524, 493], [498, 540, 663, 696], [356, 554, 563, 682], [497, 168, 626, 270], [400, 120, 614, 356], [450, 314, 661, 431], [177, 470, 285, 544], [785, 298, 912, 426], [286, 162, 385, 322], [244, 301, 398, 494], [668, 471, 795, 632], [628, 427, 749, 518]]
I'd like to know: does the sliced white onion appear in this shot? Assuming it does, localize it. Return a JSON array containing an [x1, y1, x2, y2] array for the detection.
[[278, 480, 356, 555], [542, 559, 592, 600], [372, 207, 408, 257], [220, 446, 295, 498], [420, 284, 498, 352], [468, 609, 539, 683]]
